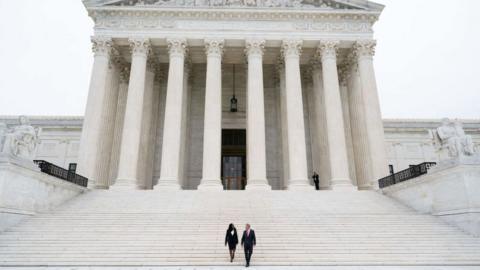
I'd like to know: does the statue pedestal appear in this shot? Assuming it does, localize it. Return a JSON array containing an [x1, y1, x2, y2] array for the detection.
[[382, 156, 480, 237]]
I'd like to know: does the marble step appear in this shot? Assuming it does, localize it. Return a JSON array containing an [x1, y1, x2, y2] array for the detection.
[[1, 190, 480, 266]]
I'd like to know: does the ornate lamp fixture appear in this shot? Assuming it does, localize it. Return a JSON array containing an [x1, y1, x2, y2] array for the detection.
[[230, 64, 238, 112]]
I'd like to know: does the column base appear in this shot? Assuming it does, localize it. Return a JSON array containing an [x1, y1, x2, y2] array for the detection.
[[94, 185, 109, 190], [154, 179, 182, 191], [330, 178, 356, 191], [246, 180, 271, 191], [110, 178, 139, 190], [287, 178, 314, 191], [358, 185, 374, 191], [198, 180, 223, 191]]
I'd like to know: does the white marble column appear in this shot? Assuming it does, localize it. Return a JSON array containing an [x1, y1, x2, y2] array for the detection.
[[338, 64, 358, 186], [157, 38, 188, 190], [179, 61, 192, 187], [108, 66, 130, 186], [347, 55, 374, 190], [137, 59, 156, 189], [310, 62, 332, 189], [114, 38, 151, 189], [245, 39, 271, 190], [354, 40, 389, 188], [93, 51, 120, 189], [318, 41, 354, 190], [198, 39, 224, 191], [281, 40, 310, 190], [77, 37, 116, 188], [144, 67, 162, 189], [277, 61, 290, 189]]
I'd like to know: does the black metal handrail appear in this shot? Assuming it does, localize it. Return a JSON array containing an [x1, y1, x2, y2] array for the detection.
[[379, 162, 437, 189], [34, 160, 88, 188]]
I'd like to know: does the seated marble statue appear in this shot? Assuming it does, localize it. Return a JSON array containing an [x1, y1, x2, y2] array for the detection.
[[431, 118, 475, 158], [0, 116, 40, 160], [0, 123, 7, 153]]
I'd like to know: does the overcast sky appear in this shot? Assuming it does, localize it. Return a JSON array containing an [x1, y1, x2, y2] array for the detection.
[[0, 0, 478, 119]]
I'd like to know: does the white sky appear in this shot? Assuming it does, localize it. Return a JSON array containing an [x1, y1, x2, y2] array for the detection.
[[0, 0, 478, 119]]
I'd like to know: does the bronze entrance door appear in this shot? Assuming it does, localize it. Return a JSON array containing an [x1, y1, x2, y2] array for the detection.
[[221, 129, 246, 190]]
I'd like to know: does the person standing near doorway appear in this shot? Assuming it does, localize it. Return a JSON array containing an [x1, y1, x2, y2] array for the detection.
[[312, 171, 320, 190], [225, 223, 238, 262], [241, 223, 256, 267]]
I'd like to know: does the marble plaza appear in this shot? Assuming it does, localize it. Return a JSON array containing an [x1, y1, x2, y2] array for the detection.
[[1, 0, 480, 268]]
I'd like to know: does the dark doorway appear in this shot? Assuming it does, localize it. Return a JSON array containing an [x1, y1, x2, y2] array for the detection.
[[221, 129, 246, 190]]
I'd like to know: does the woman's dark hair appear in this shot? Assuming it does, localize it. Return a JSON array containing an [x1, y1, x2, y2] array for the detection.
[[228, 223, 235, 232]]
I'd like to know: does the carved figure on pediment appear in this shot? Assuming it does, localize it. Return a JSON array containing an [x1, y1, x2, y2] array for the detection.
[[209, 0, 226, 6], [431, 118, 476, 159], [243, 0, 256, 6], [1, 116, 40, 160], [292, 0, 302, 7], [154, 0, 181, 6]]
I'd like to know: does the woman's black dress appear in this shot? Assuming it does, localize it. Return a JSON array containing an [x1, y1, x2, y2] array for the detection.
[[225, 229, 239, 250]]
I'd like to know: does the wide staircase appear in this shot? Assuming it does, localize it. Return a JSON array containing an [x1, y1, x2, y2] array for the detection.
[[1, 190, 480, 267]]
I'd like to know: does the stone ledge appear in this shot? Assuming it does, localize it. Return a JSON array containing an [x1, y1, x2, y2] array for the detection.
[[382, 158, 480, 237], [0, 157, 87, 232]]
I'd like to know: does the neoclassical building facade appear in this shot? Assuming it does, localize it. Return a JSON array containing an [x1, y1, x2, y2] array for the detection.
[[76, 0, 392, 191]]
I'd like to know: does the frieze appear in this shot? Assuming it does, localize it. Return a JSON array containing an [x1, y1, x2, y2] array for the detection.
[[93, 12, 374, 33]]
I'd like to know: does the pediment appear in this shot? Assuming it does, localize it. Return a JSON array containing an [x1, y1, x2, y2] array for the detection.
[[84, 0, 383, 11]]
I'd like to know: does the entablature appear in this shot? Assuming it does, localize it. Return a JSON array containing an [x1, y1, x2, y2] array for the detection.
[[88, 7, 379, 40]]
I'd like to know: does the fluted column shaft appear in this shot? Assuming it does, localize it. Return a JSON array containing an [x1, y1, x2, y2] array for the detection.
[[157, 39, 188, 190], [245, 39, 271, 190], [277, 62, 290, 188], [347, 56, 373, 189], [179, 62, 191, 187], [310, 63, 331, 189], [114, 38, 151, 189], [137, 60, 156, 189], [281, 40, 310, 190], [354, 40, 389, 188], [144, 67, 162, 189], [77, 37, 117, 188], [339, 65, 358, 186], [108, 67, 130, 186], [198, 39, 224, 191], [318, 41, 354, 189], [94, 57, 120, 189]]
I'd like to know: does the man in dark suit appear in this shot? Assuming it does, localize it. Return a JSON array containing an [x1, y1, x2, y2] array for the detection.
[[313, 171, 320, 190], [241, 223, 256, 267]]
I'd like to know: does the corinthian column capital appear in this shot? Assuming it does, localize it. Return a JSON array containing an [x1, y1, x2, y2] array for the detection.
[[281, 39, 303, 58], [129, 37, 151, 58], [91, 36, 113, 57], [167, 38, 188, 57], [317, 40, 339, 61], [245, 39, 265, 58], [353, 39, 377, 59], [204, 39, 224, 58]]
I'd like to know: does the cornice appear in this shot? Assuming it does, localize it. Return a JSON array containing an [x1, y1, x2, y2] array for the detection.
[[87, 6, 381, 23]]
